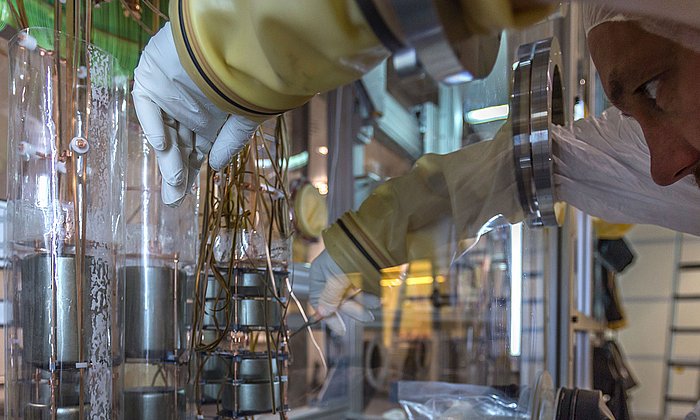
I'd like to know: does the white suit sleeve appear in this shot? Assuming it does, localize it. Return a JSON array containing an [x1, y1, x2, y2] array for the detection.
[[553, 107, 700, 236]]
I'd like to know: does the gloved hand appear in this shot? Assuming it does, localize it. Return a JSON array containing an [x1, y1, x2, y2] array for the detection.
[[552, 108, 700, 236], [308, 251, 380, 336], [132, 22, 260, 205]]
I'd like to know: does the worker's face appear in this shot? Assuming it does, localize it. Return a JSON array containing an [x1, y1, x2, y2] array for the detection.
[[588, 22, 700, 187]]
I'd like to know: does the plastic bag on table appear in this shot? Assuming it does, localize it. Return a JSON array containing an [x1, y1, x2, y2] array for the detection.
[[394, 381, 526, 420]]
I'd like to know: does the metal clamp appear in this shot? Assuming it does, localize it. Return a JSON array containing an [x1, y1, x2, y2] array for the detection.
[[511, 38, 566, 227]]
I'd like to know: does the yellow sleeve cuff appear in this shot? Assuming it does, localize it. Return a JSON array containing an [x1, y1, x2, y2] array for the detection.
[[323, 213, 389, 296], [170, 0, 386, 118], [459, 0, 556, 34]]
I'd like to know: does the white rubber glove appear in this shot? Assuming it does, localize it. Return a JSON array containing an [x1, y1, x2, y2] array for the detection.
[[553, 108, 700, 236], [132, 22, 259, 205], [308, 251, 380, 336]]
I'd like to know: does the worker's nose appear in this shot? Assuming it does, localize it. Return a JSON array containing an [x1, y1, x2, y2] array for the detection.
[[640, 124, 700, 186]]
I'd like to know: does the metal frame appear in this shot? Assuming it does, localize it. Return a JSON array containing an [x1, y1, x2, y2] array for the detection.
[[573, 210, 596, 389]]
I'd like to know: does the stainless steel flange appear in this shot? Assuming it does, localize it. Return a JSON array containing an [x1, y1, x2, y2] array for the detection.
[[512, 37, 566, 227]]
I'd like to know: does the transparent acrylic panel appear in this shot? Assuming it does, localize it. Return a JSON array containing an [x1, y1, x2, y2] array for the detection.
[[285, 219, 552, 419]]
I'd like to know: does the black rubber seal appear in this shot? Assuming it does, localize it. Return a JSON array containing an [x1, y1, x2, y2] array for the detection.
[[556, 388, 574, 420], [177, 0, 279, 116], [337, 219, 382, 272], [355, 0, 405, 53]]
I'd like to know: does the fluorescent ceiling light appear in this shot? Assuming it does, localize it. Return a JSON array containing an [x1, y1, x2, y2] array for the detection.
[[465, 104, 510, 124], [257, 151, 309, 171]]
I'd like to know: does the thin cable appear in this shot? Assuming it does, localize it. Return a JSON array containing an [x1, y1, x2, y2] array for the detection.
[[288, 279, 328, 377], [119, 0, 156, 35], [142, 0, 168, 21], [191, 118, 293, 415], [328, 88, 344, 217]]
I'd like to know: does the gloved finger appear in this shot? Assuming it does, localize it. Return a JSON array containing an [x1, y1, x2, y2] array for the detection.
[[177, 122, 196, 190], [324, 313, 347, 336], [308, 268, 326, 309], [176, 145, 200, 203], [209, 114, 259, 171], [164, 124, 197, 206], [315, 301, 336, 319], [188, 134, 211, 176], [184, 150, 200, 199], [181, 168, 199, 202], [161, 178, 188, 207], [188, 136, 208, 195], [153, 122, 187, 187], [186, 149, 202, 185], [354, 292, 381, 310], [132, 85, 167, 151], [194, 134, 212, 165], [308, 250, 348, 309], [177, 121, 195, 166], [338, 300, 375, 323], [319, 276, 352, 309]]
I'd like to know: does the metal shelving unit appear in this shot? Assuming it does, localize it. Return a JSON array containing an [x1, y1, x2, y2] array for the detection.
[[662, 234, 700, 418]]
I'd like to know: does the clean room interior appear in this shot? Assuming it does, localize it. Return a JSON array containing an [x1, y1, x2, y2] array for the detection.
[[0, 1, 699, 419]]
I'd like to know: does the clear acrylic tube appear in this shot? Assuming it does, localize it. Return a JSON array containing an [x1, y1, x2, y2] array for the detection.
[[121, 107, 199, 419], [5, 28, 125, 418]]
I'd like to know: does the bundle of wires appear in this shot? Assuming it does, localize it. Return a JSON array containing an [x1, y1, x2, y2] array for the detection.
[[190, 117, 294, 417]]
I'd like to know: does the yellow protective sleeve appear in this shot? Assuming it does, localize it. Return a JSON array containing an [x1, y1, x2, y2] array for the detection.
[[323, 125, 525, 296], [170, 0, 388, 118], [169, 0, 555, 119], [459, 0, 557, 35]]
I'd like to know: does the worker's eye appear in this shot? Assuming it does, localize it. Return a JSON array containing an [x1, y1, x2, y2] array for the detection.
[[642, 78, 659, 100], [632, 75, 664, 113], [635, 75, 662, 108]]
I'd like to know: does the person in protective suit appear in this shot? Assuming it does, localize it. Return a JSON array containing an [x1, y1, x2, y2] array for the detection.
[[132, 0, 700, 380]]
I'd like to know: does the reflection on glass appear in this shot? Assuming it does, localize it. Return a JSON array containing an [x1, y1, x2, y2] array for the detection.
[[121, 109, 198, 418], [290, 219, 550, 418]]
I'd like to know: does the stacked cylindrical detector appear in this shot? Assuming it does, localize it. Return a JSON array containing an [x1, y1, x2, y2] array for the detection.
[[192, 126, 291, 418]]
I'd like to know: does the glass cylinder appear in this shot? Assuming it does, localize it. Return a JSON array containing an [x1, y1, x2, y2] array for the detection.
[[192, 121, 290, 418], [121, 108, 198, 419], [210, 130, 291, 271], [5, 28, 125, 418]]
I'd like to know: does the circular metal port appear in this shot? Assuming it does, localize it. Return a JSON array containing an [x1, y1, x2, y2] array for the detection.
[[512, 37, 566, 227]]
